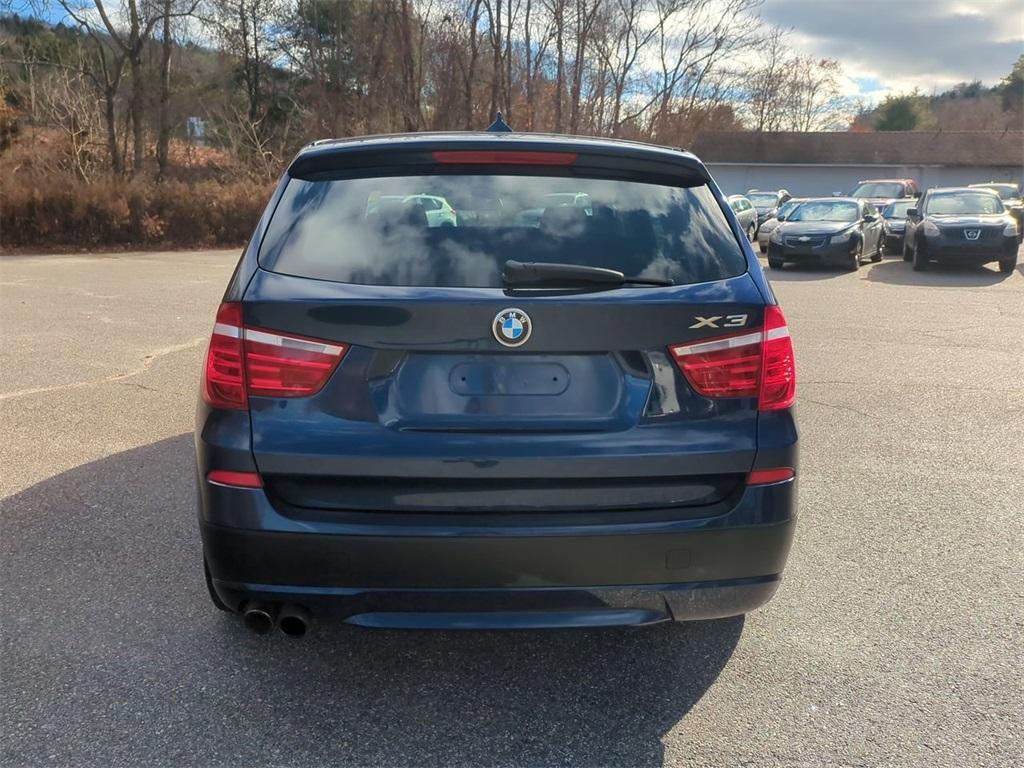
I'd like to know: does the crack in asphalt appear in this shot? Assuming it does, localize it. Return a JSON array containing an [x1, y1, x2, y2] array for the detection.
[[0, 338, 205, 402], [800, 397, 874, 418]]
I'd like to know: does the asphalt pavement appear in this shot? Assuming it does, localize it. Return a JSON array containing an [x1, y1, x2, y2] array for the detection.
[[2, 248, 1022, 767]]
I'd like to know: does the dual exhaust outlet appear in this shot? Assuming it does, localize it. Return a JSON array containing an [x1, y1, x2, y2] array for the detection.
[[242, 602, 310, 638]]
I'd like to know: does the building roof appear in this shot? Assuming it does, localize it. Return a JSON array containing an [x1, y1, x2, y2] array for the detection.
[[691, 131, 1024, 167]]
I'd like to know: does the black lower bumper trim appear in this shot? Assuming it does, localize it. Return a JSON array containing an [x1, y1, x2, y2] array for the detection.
[[210, 576, 781, 626], [201, 519, 795, 591]]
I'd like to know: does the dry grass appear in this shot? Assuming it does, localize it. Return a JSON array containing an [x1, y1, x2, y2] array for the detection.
[[0, 125, 275, 251]]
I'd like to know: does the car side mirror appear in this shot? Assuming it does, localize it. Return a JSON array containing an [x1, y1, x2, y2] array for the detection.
[[906, 207, 919, 218], [776, 214, 786, 222], [862, 214, 876, 222]]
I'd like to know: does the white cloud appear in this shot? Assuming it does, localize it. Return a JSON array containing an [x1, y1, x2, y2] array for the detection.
[[759, 0, 1024, 99]]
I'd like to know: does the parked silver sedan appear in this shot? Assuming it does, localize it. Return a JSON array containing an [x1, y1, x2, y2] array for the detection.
[[728, 195, 759, 241], [756, 198, 806, 253]]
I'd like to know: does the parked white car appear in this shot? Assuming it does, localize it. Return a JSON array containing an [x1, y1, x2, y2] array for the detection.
[[368, 194, 458, 227], [727, 195, 759, 241]]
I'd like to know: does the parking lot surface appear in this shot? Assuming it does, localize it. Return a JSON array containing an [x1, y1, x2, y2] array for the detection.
[[2, 248, 1023, 767]]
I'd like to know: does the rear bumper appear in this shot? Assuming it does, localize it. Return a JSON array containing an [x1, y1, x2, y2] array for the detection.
[[199, 479, 798, 626], [196, 397, 799, 627], [883, 232, 904, 249]]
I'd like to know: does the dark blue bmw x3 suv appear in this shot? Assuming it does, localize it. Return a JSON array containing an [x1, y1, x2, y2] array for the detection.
[[196, 132, 799, 636]]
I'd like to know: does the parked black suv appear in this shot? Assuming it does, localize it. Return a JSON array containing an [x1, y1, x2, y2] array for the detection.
[[903, 187, 1019, 273]]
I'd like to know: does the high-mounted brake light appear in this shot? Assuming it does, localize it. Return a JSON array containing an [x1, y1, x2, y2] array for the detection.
[[201, 302, 348, 410], [431, 150, 578, 166], [669, 305, 796, 411]]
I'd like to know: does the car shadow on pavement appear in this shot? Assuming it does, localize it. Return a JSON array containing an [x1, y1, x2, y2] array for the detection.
[[864, 258, 1014, 287], [1, 435, 743, 768]]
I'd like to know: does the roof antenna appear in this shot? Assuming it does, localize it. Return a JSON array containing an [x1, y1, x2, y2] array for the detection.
[[486, 111, 513, 132]]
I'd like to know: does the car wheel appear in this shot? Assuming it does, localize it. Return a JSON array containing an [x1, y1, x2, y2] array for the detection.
[[204, 557, 232, 613], [846, 242, 862, 271], [871, 239, 884, 262], [767, 257, 783, 269], [912, 242, 929, 272], [746, 223, 756, 242], [998, 257, 1016, 274]]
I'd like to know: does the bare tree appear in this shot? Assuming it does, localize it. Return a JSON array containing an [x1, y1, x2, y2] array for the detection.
[[51, 1, 129, 173], [782, 56, 856, 132], [156, 0, 174, 177], [746, 25, 789, 132], [55, 0, 196, 174], [37, 66, 103, 180], [592, 0, 656, 135]]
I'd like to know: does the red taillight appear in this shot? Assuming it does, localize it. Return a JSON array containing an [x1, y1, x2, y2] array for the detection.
[[243, 327, 346, 397], [203, 303, 247, 409], [746, 467, 795, 485], [201, 303, 347, 409], [431, 150, 578, 166], [669, 305, 796, 411], [759, 305, 796, 411], [207, 469, 263, 488], [669, 331, 761, 398]]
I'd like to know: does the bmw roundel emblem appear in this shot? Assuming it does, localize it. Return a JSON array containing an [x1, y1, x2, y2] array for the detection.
[[492, 307, 532, 347]]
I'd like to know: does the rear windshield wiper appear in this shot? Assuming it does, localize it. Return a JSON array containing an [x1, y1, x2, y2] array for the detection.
[[502, 260, 673, 288]]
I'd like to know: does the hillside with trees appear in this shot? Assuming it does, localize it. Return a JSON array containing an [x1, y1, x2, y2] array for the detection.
[[852, 56, 1023, 132], [0, 3, 1018, 250]]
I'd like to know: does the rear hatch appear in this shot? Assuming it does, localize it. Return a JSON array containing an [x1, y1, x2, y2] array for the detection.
[[243, 153, 775, 516]]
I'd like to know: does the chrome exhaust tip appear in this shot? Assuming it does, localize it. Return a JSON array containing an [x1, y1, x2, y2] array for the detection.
[[242, 601, 276, 634]]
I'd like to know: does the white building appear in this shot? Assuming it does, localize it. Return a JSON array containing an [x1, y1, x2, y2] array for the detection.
[[692, 130, 1024, 197]]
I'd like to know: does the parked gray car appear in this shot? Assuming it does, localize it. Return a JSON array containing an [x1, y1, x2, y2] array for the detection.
[[728, 194, 759, 241], [757, 198, 806, 253], [767, 198, 884, 271], [746, 189, 793, 227]]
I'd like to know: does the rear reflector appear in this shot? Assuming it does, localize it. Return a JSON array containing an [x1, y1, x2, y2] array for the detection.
[[669, 305, 796, 411], [431, 150, 578, 166], [207, 470, 263, 488], [201, 302, 348, 409], [746, 468, 795, 485]]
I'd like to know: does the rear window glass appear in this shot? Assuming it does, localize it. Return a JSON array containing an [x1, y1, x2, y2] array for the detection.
[[851, 182, 903, 198], [747, 193, 778, 208], [259, 174, 745, 287]]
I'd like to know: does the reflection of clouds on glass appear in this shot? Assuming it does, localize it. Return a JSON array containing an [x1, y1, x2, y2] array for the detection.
[[263, 174, 744, 287], [437, 240, 502, 286], [792, 202, 859, 222]]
